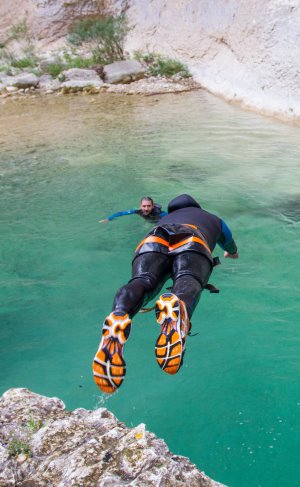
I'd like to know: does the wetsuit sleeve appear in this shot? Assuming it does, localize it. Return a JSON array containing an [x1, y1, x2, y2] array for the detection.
[[107, 209, 137, 221], [217, 219, 238, 254], [159, 211, 168, 217]]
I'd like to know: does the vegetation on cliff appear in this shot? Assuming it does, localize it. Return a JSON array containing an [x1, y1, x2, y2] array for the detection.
[[0, 15, 190, 82]]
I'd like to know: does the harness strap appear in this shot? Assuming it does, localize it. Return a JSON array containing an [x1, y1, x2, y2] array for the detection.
[[204, 283, 220, 293]]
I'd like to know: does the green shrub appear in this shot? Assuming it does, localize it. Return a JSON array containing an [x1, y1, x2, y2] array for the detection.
[[10, 56, 37, 69], [7, 438, 31, 458], [6, 416, 42, 458], [26, 417, 42, 433], [134, 51, 191, 78], [43, 62, 65, 78], [151, 57, 190, 78], [69, 57, 95, 69], [134, 50, 156, 65], [0, 46, 13, 62], [43, 55, 96, 78], [4, 19, 39, 71], [10, 19, 29, 40], [68, 14, 129, 64], [62, 51, 96, 69], [10, 19, 35, 57]]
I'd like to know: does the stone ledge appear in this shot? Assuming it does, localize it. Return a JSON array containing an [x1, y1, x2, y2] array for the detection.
[[0, 388, 226, 487]]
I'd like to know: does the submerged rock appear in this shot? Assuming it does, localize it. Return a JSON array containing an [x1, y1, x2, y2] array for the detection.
[[0, 388, 226, 487]]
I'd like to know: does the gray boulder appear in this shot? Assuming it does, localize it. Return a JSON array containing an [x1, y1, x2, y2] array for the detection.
[[5, 73, 39, 89], [0, 73, 9, 90], [60, 68, 104, 89], [61, 68, 101, 81], [103, 59, 145, 84], [0, 72, 8, 81], [38, 74, 61, 92]]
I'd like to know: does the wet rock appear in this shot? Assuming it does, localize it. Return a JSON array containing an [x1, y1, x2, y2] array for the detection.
[[103, 59, 145, 84], [0, 388, 226, 487]]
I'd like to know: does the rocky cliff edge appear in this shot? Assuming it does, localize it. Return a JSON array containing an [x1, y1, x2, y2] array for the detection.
[[0, 388, 226, 487]]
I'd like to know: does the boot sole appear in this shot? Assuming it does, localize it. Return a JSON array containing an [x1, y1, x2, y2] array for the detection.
[[93, 312, 131, 394], [155, 293, 186, 375]]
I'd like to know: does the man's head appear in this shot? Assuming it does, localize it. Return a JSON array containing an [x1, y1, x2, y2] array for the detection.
[[168, 194, 201, 213], [140, 197, 154, 215]]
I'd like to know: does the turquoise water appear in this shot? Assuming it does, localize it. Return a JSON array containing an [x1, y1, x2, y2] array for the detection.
[[1, 91, 299, 487]]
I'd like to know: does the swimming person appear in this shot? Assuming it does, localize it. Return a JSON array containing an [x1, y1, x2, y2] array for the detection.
[[93, 194, 239, 394], [99, 196, 167, 224]]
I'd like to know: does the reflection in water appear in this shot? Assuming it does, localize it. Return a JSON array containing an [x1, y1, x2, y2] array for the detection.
[[1, 91, 300, 487]]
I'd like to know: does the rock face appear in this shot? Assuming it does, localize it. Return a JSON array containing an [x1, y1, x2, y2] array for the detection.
[[0, 0, 299, 121], [0, 388, 226, 487], [0, 1, 128, 46], [123, 0, 300, 122]]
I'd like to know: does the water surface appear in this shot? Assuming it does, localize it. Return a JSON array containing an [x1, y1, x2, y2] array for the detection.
[[1, 91, 300, 487]]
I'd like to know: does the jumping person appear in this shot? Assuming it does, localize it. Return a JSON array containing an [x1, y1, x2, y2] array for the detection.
[[93, 194, 239, 394], [99, 196, 167, 224]]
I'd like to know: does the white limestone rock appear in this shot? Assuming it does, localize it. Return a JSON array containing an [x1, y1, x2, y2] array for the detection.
[[61, 68, 101, 81], [59, 68, 104, 89], [103, 59, 145, 84], [124, 0, 300, 121], [5, 73, 39, 89], [38, 74, 61, 91]]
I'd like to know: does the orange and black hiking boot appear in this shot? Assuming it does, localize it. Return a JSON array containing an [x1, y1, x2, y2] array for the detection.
[[93, 311, 131, 394], [155, 293, 190, 374]]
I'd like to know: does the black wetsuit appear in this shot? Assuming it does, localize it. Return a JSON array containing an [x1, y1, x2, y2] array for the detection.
[[112, 194, 238, 318]]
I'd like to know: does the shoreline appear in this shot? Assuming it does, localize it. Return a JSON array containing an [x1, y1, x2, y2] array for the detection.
[[194, 76, 300, 127], [0, 75, 200, 100], [1, 71, 299, 127], [1, 1, 300, 126]]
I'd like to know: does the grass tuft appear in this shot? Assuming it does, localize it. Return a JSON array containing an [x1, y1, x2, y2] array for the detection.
[[134, 51, 191, 78]]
